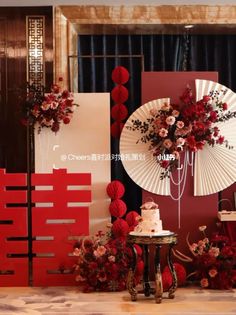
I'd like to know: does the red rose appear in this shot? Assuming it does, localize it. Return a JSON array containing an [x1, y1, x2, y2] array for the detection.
[[203, 95, 211, 102], [51, 84, 60, 94], [186, 135, 197, 151], [196, 141, 205, 150], [161, 160, 169, 168], [62, 90, 70, 98], [51, 122, 60, 132], [217, 136, 224, 144], [209, 111, 217, 122], [63, 117, 70, 124], [222, 102, 228, 110]]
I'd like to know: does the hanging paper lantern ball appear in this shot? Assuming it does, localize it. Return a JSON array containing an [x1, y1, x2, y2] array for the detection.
[[106, 180, 125, 199], [109, 199, 127, 218], [163, 262, 187, 286], [111, 103, 128, 121], [111, 121, 124, 138], [111, 85, 129, 103], [126, 211, 140, 227], [112, 66, 130, 84], [162, 271, 173, 292], [112, 218, 129, 238]]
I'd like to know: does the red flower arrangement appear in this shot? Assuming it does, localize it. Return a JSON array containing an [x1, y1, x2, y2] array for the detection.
[[73, 180, 143, 292], [21, 79, 78, 133], [184, 226, 236, 290], [128, 87, 235, 179], [73, 230, 143, 292]]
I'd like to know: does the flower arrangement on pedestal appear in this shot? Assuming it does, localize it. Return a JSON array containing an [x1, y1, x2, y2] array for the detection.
[[21, 78, 78, 133], [127, 87, 235, 179], [175, 226, 236, 290]]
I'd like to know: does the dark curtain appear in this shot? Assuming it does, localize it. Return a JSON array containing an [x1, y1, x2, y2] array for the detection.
[[189, 34, 236, 91], [77, 34, 236, 212]]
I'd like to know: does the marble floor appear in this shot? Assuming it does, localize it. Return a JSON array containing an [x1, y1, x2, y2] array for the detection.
[[0, 286, 235, 315]]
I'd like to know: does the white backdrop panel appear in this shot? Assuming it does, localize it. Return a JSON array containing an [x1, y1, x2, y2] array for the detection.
[[35, 93, 111, 235]]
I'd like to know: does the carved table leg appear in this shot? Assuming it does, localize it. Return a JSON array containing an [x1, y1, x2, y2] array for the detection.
[[167, 243, 178, 299], [154, 245, 163, 303], [126, 245, 137, 301], [143, 244, 151, 297]]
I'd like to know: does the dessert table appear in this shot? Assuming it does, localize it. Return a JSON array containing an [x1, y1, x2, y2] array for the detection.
[[126, 232, 178, 303]]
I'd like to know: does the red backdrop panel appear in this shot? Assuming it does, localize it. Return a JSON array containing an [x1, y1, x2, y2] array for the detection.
[[31, 169, 91, 286], [0, 169, 28, 286], [142, 72, 219, 258]]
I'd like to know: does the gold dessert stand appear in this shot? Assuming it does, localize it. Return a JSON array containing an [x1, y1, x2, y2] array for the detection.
[[126, 232, 178, 303]]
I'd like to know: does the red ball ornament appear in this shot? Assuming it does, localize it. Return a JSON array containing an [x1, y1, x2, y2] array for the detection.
[[163, 262, 186, 286], [106, 180, 125, 199], [111, 121, 124, 138], [126, 211, 139, 227], [136, 260, 144, 275], [111, 85, 129, 103], [162, 271, 173, 292], [112, 218, 129, 238], [133, 244, 142, 256], [109, 199, 127, 218], [111, 66, 130, 84], [111, 104, 128, 121]]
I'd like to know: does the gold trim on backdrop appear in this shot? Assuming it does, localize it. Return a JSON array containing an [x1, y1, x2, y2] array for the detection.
[[26, 16, 45, 88], [55, 5, 236, 90]]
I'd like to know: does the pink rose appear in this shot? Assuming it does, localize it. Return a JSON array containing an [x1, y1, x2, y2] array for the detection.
[[159, 128, 168, 137], [209, 268, 218, 278], [172, 110, 180, 117], [200, 278, 209, 288], [163, 139, 173, 149], [176, 121, 184, 129], [166, 116, 176, 125], [94, 245, 106, 257]]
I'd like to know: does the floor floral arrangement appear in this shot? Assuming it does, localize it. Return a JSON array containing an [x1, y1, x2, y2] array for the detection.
[[73, 180, 143, 292], [175, 225, 236, 290]]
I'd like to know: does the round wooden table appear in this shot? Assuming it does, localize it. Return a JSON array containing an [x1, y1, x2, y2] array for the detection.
[[126, 232, 178, 303]]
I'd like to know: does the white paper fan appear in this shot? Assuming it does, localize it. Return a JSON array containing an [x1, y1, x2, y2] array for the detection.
[[194, 79, 236, 196], [120, 98, 171, 195]]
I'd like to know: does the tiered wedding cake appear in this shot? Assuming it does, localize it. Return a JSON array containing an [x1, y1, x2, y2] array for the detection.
[[130, 201, 170, 236]]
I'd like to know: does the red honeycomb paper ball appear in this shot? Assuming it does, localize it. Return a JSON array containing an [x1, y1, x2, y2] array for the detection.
[[111, 85, 129, 103], [111, 121, 124, 138], [162, 271, 173, 292], [109, 199, 127, 218], [163, 262, 187, 286], [106, 180, 125, 199], [125, 211, 139, 227], [112, 218, 129, 238], [111, 66, 130, 84], [111, 103, 128, 121]]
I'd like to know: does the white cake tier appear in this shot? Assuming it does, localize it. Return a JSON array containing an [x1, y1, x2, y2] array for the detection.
[[134, 219, 163, 234], [141, 209, 160, 221]]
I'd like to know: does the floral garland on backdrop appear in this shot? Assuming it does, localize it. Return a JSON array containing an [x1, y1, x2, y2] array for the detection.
[[127, 86, 235, 179], [21, 78, 78, 133]]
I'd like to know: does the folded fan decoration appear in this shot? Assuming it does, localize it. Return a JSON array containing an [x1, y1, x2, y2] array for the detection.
[[120, 80, 236, 196]]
